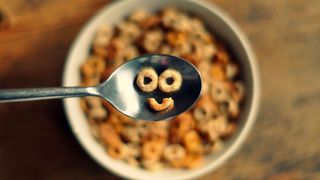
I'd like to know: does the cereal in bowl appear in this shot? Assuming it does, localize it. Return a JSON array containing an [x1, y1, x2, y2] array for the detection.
[[80, 7, 244, 170]]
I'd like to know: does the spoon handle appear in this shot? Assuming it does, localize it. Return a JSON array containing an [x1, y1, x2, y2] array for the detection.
[[0, 87, 100, 103]]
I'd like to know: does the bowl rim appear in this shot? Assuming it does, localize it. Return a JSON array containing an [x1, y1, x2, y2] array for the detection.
[[62, 0, 261, 179]]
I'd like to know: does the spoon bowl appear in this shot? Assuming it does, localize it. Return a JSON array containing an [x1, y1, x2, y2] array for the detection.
[[100, 54, 202, 121]]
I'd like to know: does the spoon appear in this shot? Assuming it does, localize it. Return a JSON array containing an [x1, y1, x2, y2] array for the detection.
[[0, 54, 202, 121]]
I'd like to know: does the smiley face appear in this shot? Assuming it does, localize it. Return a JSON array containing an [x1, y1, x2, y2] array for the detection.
[[136, 67, 182, 112]]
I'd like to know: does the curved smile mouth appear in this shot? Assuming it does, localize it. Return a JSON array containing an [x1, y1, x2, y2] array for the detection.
[[147, 97, 174, 112]]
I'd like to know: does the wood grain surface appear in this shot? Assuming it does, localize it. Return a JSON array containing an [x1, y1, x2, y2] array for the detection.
[[0, 0, 319, 179]]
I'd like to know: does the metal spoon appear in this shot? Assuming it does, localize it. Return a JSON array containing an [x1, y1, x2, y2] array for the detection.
[[0, 54, 202, 121]]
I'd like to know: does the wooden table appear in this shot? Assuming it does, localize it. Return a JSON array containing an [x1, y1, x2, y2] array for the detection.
[[0, 0, 319, 179]]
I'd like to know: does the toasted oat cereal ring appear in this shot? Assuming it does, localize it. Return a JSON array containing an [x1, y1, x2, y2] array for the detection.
[[182, 130, 203, 154], [142, 140, 164, 161], [136, 67, 158, 92], [163, 144, 186, 162], [175, 112, 196, 132], [163, 99, 175, 112], [169, 112, 195, 143], [210, 64, 226, 81], [158, 68, 182, 93], [107, 143, 129, 160], [129, 9, 149, 23], [231, 81, 245, 102], [88, 106, 107, 120], [80, 98, 89, 113], [140, 15, 161, 29], [205, 117, 228, 141], [166, 31, 186, 46], [84, 97, 102, 108], [93, 46, 108, 58], [227, 98, 239, 118], [140, 126, 168, 142], [207, 127, 219, 141], [127, 143, 141, 158], [193, 94, 218, 121], [147, 97, 174, 111], [201, 116, 227, 142], [211, 81, 230, 102], [99, 122, 122, 147], [121, 126, 140, 143], [212, 116, 228, 134], [81, 56, 105, 78], [226, 63, 238, 80], [222, 123, 237, 138], [204, 139, 224, 153], [88, 119, 100, 139], [214, 46, 230, 64], [183, 154, 203, 169]]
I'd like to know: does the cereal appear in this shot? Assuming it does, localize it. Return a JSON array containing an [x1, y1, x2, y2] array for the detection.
[[88, 106, 107, 120], [130, 9, 149, 23], [99, 123, 122, 147], [226, 63, 238, 80], [147, 97, 174, 111], [174, 43, 192, 56], [158, 68, 182, 93], [142, 159, 163, 171], [126, 157, 140, 167], [211, 63, 226, 81], [123, 45, 139, 60], [204, 139, 224, 153], [108, 143, 129, 160], [193, 41, 216, 60], [93, 24, 114, 47], [183, 154, 203, 169], [227, 98, 239, 118], [121, 126, 141, 143], [88, 119, 100, 140], [193, 94, 218, 121], [143, 29, 164, 52], [214, 46, 230, 64], [169, 112, 195, 144], [162, 7, 191, 32], [140, 126, 168, 142], [142, 140, 165, 161], [80, 7, 245, 171], [166, 31, 186, 46], [222, 123, 237, 137], [81, 56, 105, 79], [231, 81, 245, 102], [136, 67, 158, 92], [199, 116, 229, 142], [163, 144, 186, 162], [161, 7, 180, 29], [93, 46, 108, 58], [127, 143, 141, 158], [182, 130, 203, 154], [117, 21, 141, 42], [140, 15, 161, 29], [211, 80, 230, 102]]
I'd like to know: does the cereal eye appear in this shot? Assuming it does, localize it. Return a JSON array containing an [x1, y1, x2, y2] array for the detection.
[[158, 68, 182, 93], [136, 67, 158, 92]]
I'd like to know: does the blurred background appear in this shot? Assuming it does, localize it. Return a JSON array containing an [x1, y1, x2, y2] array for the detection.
[[0, 0, 319, 179]]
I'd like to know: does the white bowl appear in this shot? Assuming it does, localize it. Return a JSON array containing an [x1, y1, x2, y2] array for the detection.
[[62, 0, 260, 179]]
